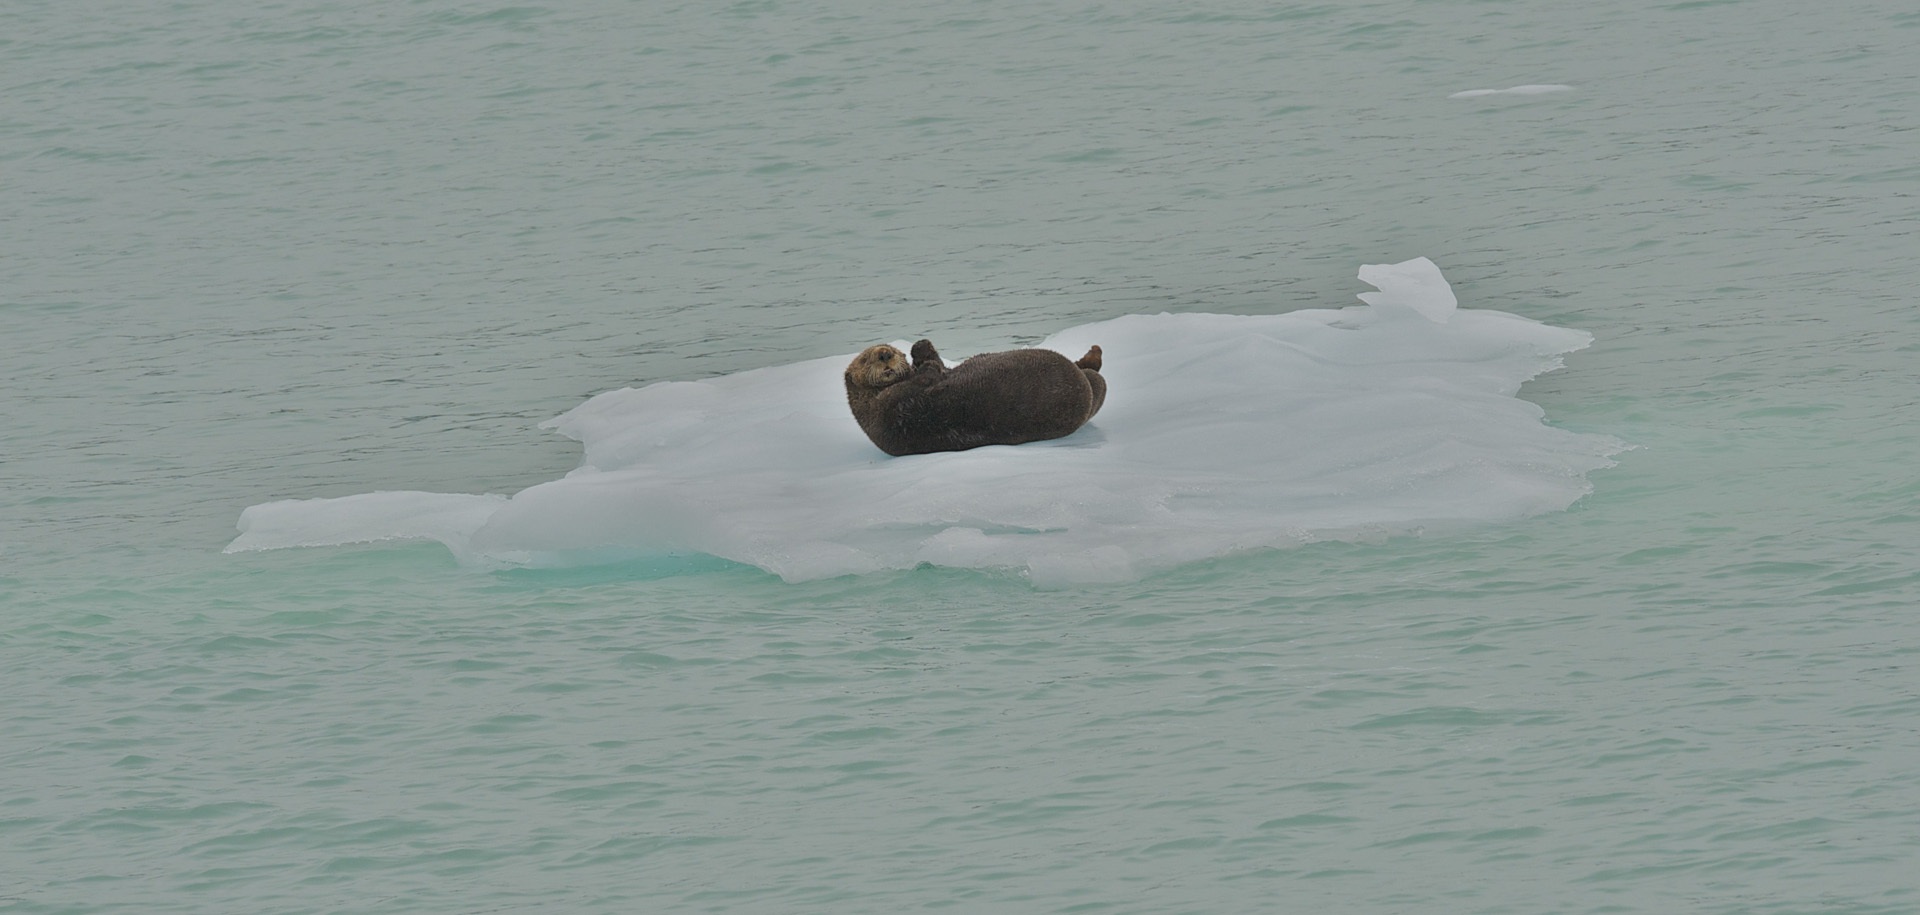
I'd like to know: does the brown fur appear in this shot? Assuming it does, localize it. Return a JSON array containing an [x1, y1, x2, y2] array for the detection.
[[844, 339, 1106, 456]]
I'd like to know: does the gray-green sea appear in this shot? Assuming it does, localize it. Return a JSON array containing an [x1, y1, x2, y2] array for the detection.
[[4, 0, 1917, 912]]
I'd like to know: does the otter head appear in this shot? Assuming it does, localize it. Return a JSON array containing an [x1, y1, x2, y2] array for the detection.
[[844, 344, 911, 390]]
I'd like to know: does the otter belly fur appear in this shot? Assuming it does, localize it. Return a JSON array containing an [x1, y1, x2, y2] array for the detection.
[[844, 339, 1106, 457]]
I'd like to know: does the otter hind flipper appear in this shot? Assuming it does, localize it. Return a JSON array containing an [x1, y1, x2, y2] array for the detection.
[[1075, 345, 1102, 372]]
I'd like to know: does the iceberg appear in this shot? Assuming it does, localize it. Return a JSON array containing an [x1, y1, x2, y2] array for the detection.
[[228, 258, 1627, 586]]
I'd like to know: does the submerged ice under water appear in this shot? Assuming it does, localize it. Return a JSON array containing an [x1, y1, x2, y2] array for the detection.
[[227, 259, 1627, 585]]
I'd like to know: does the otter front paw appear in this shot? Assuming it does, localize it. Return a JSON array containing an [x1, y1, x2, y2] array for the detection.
[[910, 339, 942, 367]]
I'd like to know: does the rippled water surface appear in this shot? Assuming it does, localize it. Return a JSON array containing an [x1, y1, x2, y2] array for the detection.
[[5, 1, 1918, 912]]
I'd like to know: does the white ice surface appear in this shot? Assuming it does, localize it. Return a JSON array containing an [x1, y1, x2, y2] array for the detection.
[[228, 491, 507, 552], [1449, 84, 1575, 99], [228, 259, 1627, 586]]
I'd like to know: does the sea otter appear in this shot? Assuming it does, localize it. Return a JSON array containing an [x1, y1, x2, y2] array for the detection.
[[844, 339, 1106, 456]]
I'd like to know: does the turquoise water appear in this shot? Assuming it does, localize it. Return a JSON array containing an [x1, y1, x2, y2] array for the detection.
[[5, 1, 1918, 912]]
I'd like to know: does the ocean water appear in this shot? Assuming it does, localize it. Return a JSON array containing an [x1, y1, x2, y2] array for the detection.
[[3, 0, 1917, 912]]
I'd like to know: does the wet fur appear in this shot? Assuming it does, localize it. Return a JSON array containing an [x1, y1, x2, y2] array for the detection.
[[844, 340, 1106, 456]]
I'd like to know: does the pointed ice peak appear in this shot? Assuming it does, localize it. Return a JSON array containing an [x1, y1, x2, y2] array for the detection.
[[1356, 256, 1458, 324]]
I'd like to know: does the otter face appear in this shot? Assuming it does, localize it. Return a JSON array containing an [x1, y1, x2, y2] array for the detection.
[[845, 344, 910, 389]]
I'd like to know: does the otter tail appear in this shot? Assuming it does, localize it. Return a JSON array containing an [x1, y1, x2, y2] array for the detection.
[[1077, 345, 1105, 420]]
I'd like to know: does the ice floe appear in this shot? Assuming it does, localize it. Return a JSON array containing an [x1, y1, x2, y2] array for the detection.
[[228, 258, 1626, 586]]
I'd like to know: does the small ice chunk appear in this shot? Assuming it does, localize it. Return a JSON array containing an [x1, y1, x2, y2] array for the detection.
[[1356, 256, 1458, 323], [1449, 84, 1574, 99]]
